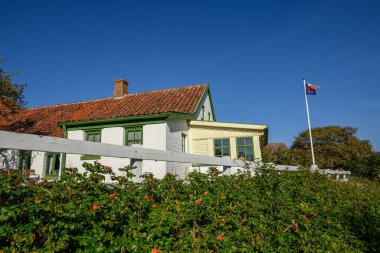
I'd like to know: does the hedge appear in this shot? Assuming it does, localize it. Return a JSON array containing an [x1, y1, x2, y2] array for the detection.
[[0, 163, 379, 252]]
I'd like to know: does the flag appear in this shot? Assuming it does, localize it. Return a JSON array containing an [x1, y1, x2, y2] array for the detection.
[[305, 81, 319, 95]]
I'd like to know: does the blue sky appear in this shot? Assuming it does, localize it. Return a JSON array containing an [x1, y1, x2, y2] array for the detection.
[[1, 0, 380, 150]]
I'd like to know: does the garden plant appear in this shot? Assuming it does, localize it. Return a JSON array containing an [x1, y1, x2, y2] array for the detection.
[[0, 162, 379, 252]]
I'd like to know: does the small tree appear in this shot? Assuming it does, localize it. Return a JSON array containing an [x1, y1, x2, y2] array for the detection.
[[0, 59, 27, 119]]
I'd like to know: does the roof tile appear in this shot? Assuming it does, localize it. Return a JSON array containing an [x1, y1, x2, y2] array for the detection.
[[0, 84, 207, 137]]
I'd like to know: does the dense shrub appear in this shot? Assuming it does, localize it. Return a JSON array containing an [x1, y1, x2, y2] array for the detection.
[[0, 163, 379, 252], [347, 153, 380, 180]]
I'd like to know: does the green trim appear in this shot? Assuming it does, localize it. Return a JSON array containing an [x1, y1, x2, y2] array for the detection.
[[167, 112, 194, 120], [58, 114, 169, 128], [206, 85, 216, 121], [84, 129, 102, 142], [125, 126, 143, 146], [192, 85, 208, 120], [214, 138, 231, 157], [42, 175, 59, 180], [82, 129, 101, 160], [84, 128, 102, 143], [68, 120, 166, 131], [192, 84, 216, 121], [60, 125, 67, 177], [18, 150, 31, 171], [80, 155, 101, 160], [167, 84, 217, 121], [236, 137, 254, 161], [44, 152, 61, 177]]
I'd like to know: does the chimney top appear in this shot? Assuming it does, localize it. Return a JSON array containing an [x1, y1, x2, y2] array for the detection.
[[113, 79, 128, 97]]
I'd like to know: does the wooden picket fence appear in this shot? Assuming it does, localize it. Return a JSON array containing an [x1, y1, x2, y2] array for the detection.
[[0, 130, 351, 180]]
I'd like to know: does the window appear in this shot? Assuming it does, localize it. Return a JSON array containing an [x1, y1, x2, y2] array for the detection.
[[236, 137, 254, 161], [125, 127, 143, 146], [208, 112, 211, 121], [85, 130, 101, 142], [201, 106, 205, 120], [181, 133, 186, 153], [18, 150, 31, 171], [214, 138, 230, 157], [81, 130, 101, 160], [45, 153, 60, 177]]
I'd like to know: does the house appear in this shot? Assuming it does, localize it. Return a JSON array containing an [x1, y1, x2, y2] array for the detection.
[[0, 79, 268, 180]]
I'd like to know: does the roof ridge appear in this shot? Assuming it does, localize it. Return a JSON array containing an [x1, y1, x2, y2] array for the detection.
[[24, 83, 208, 111], [24, 97, 114, 110], [134, 83, 207, 95]]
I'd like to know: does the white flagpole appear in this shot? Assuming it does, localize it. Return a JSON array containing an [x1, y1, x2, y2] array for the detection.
[[303, 79, 317, 170]]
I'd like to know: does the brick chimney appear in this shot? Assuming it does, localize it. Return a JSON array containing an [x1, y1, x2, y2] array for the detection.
[[113, 79, 128, 97]]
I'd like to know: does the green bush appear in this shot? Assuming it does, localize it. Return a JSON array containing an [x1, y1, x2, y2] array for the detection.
[[347, 153, 380, 180], [0, 163, 379, 252]]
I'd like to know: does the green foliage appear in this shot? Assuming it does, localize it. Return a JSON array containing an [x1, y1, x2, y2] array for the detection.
[[0, 163, 379, 252], [263, 147, 298, 166], [0, 59, 27, 119], [267, 126, 377, 178], [291, 126, 373, 170], [347, 153, 380, 180]]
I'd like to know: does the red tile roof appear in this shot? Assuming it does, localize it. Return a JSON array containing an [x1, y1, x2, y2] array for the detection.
[[0, 84, 207, 137]]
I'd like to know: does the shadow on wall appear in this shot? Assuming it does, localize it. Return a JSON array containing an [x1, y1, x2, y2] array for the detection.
[[1, 118, 47, 170], [0, 149, 19, 169]]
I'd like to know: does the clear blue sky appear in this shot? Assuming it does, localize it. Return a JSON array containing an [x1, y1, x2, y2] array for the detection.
[[1, 0, 380, 151]]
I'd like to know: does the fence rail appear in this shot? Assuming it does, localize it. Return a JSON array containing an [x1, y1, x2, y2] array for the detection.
[[0, 130, 351, 180]]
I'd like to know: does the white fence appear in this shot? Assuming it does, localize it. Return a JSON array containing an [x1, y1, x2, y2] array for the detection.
[[0, 130, 351, 180]]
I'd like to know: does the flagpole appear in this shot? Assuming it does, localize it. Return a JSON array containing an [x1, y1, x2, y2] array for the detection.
[[303, 79, 317, 170]]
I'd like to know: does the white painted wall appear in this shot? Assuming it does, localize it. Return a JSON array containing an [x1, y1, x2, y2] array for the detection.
[[65, 128, 133, 182], [65, 124, 169, 181], [195, 93, 214, 121], [142, 123, 167, 179], [102, 127, 124, 145], [31, 151, 45, 177], [99, 127, 131, 181], [65, 130, 85, 173], [166, 119, 190, 179]]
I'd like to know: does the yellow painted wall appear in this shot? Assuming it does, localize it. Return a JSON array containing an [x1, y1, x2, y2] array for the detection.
[[189, 121, 267, 161]]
